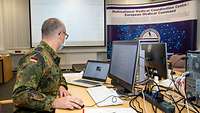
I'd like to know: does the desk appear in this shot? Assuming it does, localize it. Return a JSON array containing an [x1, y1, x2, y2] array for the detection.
[[55, 84, 130, 113], [0, 54, 12, 83], [56, 82, 198, 113]]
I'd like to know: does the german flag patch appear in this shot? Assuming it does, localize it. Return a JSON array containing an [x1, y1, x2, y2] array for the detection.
[[30, 56, 38, 63]]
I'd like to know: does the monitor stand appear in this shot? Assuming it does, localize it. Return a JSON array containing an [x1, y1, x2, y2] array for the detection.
[[115, 86, 138, 96], [111, 80, 137, 96]]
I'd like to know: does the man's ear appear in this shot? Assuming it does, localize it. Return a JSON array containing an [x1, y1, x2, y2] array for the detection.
[[58, 32, 63, 40], [58, 32, 62, 36]]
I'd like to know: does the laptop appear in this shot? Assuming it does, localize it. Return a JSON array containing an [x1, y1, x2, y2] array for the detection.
[[67, 60, 110, 87]]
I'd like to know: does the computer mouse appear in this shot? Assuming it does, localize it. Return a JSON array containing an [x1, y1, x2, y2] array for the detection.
[[80, 104, 84, 108]]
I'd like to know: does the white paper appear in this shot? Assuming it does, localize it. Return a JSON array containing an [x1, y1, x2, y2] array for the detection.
[[84, 108, 137, 113], [63, 72, 83, 82]]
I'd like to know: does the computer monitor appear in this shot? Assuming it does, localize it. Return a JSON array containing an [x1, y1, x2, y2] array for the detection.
[[186, 51, 200, 106], [141, 43, 168, 80], [109, 40, 138, 95], [137, 40, 159, 82]]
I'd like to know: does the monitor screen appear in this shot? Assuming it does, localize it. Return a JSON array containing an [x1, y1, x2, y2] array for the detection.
[[137, 40, 159, 82], [141, 43, 168, 80], [83, 60, 110, 81], [109, 41, 138, 94]]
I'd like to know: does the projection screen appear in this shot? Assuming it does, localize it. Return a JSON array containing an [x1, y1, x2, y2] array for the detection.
[[30, 0, 105, 47]]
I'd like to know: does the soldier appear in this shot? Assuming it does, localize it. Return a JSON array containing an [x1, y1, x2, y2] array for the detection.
[[12, 18, 84, 113]]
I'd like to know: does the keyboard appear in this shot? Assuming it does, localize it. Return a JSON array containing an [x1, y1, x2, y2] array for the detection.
[[74, 79, 101, 85], [87, 86, 123, 106]]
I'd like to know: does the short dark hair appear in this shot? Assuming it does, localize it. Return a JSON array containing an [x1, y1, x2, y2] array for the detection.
[[41, 18, 64, 37]]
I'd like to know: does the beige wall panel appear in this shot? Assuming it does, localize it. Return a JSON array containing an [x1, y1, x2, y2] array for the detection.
[[0, 1, 4, 50], [2, 0, 15, 49], [12, 0, 30, 48], [59, 53, 97, 66], [2, 0, 30, 49]]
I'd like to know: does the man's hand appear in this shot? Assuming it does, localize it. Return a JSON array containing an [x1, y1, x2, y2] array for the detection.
[[59, 86, 70, 97], [52, 96, 84, 110]]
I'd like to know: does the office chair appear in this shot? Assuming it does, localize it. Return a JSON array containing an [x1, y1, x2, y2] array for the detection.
[[0, 99, 13, 113], [169, 54, 186, 73]]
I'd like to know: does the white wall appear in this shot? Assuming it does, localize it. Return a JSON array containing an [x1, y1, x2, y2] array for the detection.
[[0, 1, 4, 50]]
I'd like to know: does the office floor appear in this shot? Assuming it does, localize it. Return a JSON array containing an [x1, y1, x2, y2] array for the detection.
[[0, 72, 16, 113]]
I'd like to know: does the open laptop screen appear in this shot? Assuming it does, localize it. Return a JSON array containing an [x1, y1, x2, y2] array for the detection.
[[82, 60, 110, 82]]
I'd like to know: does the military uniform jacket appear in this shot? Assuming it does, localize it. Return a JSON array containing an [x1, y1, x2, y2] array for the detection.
[[12, 41, 68, 113]]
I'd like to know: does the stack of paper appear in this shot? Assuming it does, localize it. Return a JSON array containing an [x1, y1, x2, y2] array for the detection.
[[84, 108, 137, 113]]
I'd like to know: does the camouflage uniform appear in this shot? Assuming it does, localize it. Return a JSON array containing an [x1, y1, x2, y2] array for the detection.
[[12, 41, 68, 113]]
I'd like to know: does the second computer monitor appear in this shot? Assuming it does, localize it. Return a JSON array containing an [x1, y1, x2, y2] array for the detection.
[[141, 43, 168, 80], [109, 40, 138, 94]]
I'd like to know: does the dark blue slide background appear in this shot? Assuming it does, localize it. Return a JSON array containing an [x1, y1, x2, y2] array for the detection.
[[107, 20, 197, 59]]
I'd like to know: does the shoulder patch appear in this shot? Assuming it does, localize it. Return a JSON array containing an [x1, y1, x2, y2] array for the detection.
[[30, 56, 38, 63]]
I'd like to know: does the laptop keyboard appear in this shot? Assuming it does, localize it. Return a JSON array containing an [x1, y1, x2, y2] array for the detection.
[[74, 79, 101, 85]]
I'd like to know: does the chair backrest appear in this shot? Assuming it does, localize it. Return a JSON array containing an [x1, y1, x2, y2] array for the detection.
[[170, 54, 186, 68], [0, 99, 13, 105], [169, 54, 186, 72], [0, 99, 13, 113]]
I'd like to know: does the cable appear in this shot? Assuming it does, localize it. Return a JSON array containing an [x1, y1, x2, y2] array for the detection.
[[170, 57, 187, 97], [134, 59, 195, 113], [150, 83, 185, 113], [177, 103, 198, 113], [159, 84, 197, 113], [136, 97, 144, 112], [141, 89, 147, 113], [84, 95, 119, 107], [169, 56, 187, 99], [181, 83, 190, 113], [159, 85, 182, 96], [129, 93, 142, 113], [189, 102, 200, 113], [169, 72, 185, 98], [166, 92, 183, 112], [169, 71, 193, 113], [85, 92, 139, 108], [145, 79, 160, 93], [151, 102, 157, 113], [159, 84, 189, 113], [134, 77, 149, 85]]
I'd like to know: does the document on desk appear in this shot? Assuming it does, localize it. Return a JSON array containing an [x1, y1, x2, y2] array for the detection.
[[87, 86, 123, 106], [63, 72, 83, 82], [84, 108, 137, 113]]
